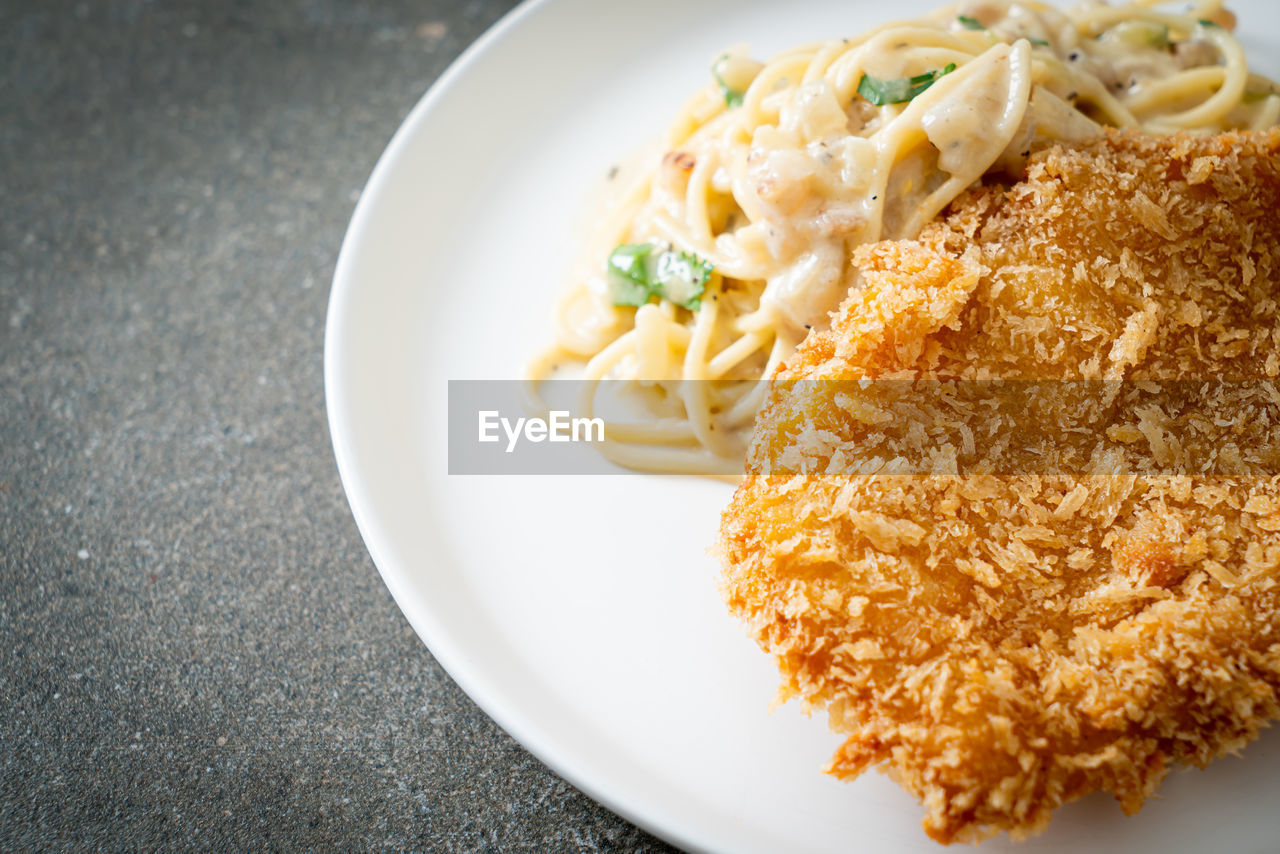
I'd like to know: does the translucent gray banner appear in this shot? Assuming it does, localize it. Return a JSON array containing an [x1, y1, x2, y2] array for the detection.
[[448, 379, 1280, 476], [448, 380, 622, 475]]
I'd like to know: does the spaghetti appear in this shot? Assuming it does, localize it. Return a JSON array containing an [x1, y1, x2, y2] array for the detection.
[[528, 0, 1280, 474]]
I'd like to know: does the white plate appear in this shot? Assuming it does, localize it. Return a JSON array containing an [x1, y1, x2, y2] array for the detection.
[[325, 2, 1280, 851]]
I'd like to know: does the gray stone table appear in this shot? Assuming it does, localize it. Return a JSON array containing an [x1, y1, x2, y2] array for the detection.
[[0, 1, 676, 849]]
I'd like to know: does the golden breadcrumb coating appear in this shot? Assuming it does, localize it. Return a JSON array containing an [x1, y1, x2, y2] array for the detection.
[[718, 129, 1280, 843]]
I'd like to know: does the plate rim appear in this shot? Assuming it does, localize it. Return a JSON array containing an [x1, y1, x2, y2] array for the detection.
[[323, 2, 1280, 851], [322, 1, 718, 851]]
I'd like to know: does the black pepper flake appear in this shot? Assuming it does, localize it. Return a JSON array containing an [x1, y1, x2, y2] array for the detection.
[[804, 324, 812, 330], [1067, 91, 1078, 100], [871, 194, 878, 200], [1068, 51, 1080, 61], [1021, 150, 1030, 157]]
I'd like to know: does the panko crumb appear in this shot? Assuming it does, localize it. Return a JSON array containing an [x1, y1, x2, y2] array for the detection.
[[719, 129, 1280, 843]]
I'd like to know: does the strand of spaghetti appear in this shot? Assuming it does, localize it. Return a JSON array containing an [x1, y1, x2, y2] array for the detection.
[[802, 40, 859, 87], [591, 438, 738, 475], [523, 357, 705, 450], [825, 51, 872, 105], [862, 26, 990, 58], [530, 355, 700, 447], [1252, 95, 1280, 131], [1037, 60, 1141, 127], [723, 146, 772, 235], [683, 154, 718, 249], [633, 303, 676, 379], [899, 42, 1033, 238], [667, 86, 732, 148], [581, 329, 638, 382], [824, 25, 995, 103], [733, 304, 781, 335], [857, 44, 1035, 238], [707, 331, 771, 379], [1150, 29, 1248, 129], [601, 419, 701, 444], [825, 36, 977, 109], [576, 336, 705, 445], [1068, 7, 1204, 33], [723, 337, 794, 426], [647, 211, 744, 275], [679, 282, 740, 458], [565, 298, 726, 449], [740, 55, 813, 123], [551, 292, 622, 357], [1129, 0, 1224, 11], [1122, 67, 1226, 118]]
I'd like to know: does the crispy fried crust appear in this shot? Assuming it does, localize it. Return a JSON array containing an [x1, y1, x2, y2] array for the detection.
[[718, 129, 1280, 843]]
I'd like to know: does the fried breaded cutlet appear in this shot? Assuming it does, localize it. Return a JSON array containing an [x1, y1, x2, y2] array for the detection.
[[718, 129, 1280, 843]]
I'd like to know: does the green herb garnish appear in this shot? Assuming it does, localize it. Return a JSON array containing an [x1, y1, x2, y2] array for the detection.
[[1029, 37, 1050, 46], [654, 251, 712, 308], [1198, 18, 1222, 29], [712, 54, 745, 108], [607, 243, 713, 310], [607, 243, 658, 307], [857, 63, 957, 106]]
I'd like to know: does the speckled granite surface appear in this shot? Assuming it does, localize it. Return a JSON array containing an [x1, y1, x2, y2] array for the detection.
[[0, 2, 674, 849]]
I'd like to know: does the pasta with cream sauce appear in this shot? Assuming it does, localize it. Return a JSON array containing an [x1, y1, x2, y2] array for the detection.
[[528, 0, 1280, 474]]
